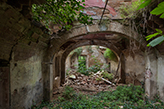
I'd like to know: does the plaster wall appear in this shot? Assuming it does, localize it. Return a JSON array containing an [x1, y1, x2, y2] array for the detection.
[[124, 51, 145, 85], [145, 51, 157, 99], [10, 51, 44, 109], [110, 60, 118, 74], [157, 53, 164, 101]]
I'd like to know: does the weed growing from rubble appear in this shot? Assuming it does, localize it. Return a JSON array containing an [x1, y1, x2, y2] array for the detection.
[[34, 85, 164, 109], [101, 70, 114, 80], [62, 86, 75, 99]]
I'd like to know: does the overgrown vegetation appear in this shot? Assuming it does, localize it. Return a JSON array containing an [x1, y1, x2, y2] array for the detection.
[[32, 0, 93, 31], [101, 70, 114, 80], [120, 0, 164, 47], [33, 85, 164, 109], [104, 48, 117, 62], [77, 55, 102, 76], [137, 0, 164, 47], [70, 47, 83, 56], [120, 0, 142, 18]]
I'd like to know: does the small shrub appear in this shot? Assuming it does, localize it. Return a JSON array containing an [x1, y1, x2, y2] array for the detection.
[[104, 48, 117, 62], [96, 77, 102, 81], [62, 86, 75, 99], [101, 71, 114, 80]]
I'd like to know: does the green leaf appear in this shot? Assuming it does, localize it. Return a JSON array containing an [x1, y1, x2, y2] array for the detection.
[[137, 0, 152, 10], [156, 29, 163, 34], [146, 33, 160, 41], [160, 13, 164, 18], [147, 36, 164, 47], [146, 29, 162, 41], [150, 2, 164, 15]]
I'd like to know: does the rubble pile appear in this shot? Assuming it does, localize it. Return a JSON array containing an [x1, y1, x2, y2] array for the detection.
[[63, 70, 116, 94]]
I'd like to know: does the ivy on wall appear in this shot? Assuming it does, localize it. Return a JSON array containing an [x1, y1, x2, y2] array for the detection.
[[31, 0, 93, 31]]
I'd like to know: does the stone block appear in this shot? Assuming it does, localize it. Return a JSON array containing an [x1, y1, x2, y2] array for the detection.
[[14, 23, 25, 33], [0, 2, 11, 10], [18, 18, 31, 31], [39, 36, 49, 43], [31, 33, 39, 39], [37, 41, 48, 49], [21, 39, 31, 45], [69, 26, 87, 38], [4, 8, 21, 20], [0, 9, 4, 16], [13, 44, 36, 61], [6, 17, 17, 28], [32, 27, 43, 35], [24, 29, 34, 38], [86, 24, 99, 33], [0, 14, 9, 25]]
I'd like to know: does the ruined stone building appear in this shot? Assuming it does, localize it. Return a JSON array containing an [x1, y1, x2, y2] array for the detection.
[[0, 0, 164, 108], [65, 45, 118, 74]]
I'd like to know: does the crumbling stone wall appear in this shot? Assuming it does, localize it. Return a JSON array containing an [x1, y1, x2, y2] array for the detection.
[[0, 2, 50, 108], [10, 52, 44, 109], [144, 50, 164, 101], [1, 0, 164, 108], [123, 49, 145, 85], [157, 53, 164, 101], [65, 45, 109, 72]]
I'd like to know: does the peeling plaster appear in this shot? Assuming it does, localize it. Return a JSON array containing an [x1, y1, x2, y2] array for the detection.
[[82, 0, 117, 16]]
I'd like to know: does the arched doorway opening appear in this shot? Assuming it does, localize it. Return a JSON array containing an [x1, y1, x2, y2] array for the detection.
[[47, 22, 145, 100], [52, 38, 126, 92], [65, 45, 120, 79]]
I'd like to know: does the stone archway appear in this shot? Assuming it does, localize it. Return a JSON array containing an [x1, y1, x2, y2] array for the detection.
[[45, 21, 146, 100], [59, 40, 122, 84]]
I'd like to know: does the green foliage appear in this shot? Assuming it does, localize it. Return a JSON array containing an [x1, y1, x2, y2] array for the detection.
[[32, 0, 93, 31], [77, 56, 89, 75], [146, 29, 162, 41], [87, 64, 101, 73], [147, 35, 164, 47], [77, 58, 101, 75], [104, 48, 117, 61], [137, 0, 152, 10], [31, 101, 54, 109], [120, 0, 142, 18], [71, 47, 83, 56], [101, 71, 114, 80], [35, 85, 164, 109], [62, 86, 75, 99], [77, 55, 103, 75], [150, 1, 164, 18], [138, 1, 164, 47], [138, 0, 164, 19], [86, 46, 93, 53]]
